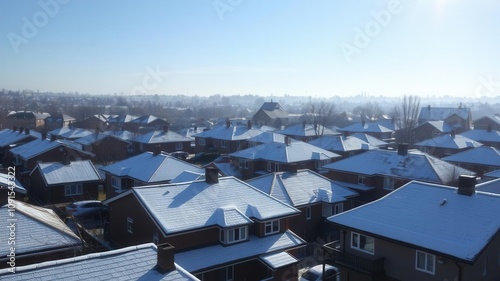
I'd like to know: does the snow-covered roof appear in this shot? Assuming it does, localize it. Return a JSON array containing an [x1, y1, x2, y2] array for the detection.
[[476, 178, 500, 194], [474, 115, 500, 125], [100, 152, 203, 183], [260, 251, 298, 269], [328, 181, 500, 263], [0, 128, 40, 147], [230, 140, 340, 163], [414, 134, 482, 150], [255, 102, 288, 119], [103, 129, 136, 141], [443, 146, 500, 167], [350, 133, 388, 147], [48, 127, 93, 139], [339, 121, 394, 133], [108, 114, 138, 124], [0, 173, 26, 194], [215, 206, 253, 227], [247, 131, 286, 144], [461, 129, 500, 143], [277, 123, 339, 137], [0, 201, 80, 257], [9, 139, 91, 160], [115, 176, 300, 234], [193, 124, 265, 141], [484, 169, 500, 179], [170, 170, 205, 183], [308, 135, 376, 152], [33, 160, 102, 185], [418, 106, 470, 122], [134, 130, 192, 144], [0, 243, 199, 280], [212, 162, 242, 179], [247, 170, 358, 207], [322, 149, 474, 184], [130, 115, 160, 124], [75, 133, 129, 146], [415, 121, 454, 133], [175, 230, 304, 272]]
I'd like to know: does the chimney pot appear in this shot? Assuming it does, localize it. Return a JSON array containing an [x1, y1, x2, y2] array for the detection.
[[397, 143, 408, 156], [458, 175, 476, 196], [205, 167, 219, 184], [156, 243, 176, 274]]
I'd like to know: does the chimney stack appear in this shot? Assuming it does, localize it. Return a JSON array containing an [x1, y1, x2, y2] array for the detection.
[[302, 120, 306, 128], [94, 127, 100, 135], [487, 124, 492, 132], [457, 175, 476, 196], [163, 124, 169, 133], [24, 128, 30, 135], [205, 167, 219, 184], [397, 143, 408, 156], [247, 120, 252, 130], [152, 145, 161, 156], [50, 134, 57, 141], [19, 127, 23, 134], [12, 126, 17, 132], [225, 118, 230, 129], [284, 136, 291, 146], [156, 243, 176, 274], [451, 130, 456, 138], [41, 132, 47, 140]]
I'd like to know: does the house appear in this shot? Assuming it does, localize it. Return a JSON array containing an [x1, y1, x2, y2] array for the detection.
[[411, 121, 454, 144], [105, 169, 306, 280], [338, 120, 394, 141], [417, 106, 472, 132], [132, 126, 193, 154], [100, 151, 204, 199], [29, 160, 102, 205], [472, 115, 500, 131], [75, 130, 131, 163], [246, 131, 285, 147], [349, 133, 389, 149], [0, 200, 82, 269], [252, 101, 289, 128], [48, 127, 93, 141], [193, 121, 265, 154], [247, 169, 358, 242], [107, 114, 138, 131], [321, 145, 475, 204], [72, 114, 112, 130], [229, 137, 341, 180], [43, 114, 76, 130], [323, 176, 500, 281], [0, 127, 40, 166], [0, 171, 27, 204], [122, 115, 169, 133], [308, 134, 377, 158], [461, 128, 500, 149], [0, 243, 200, 280], [442, 146, 500, 176], [413, 131, 482, 158], [4, 111, 50, 131], [277, 122, 339, 142]]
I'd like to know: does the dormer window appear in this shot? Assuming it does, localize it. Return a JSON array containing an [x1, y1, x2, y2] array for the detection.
[[220, 226, 248, 245], [264, 220, 280, 235]]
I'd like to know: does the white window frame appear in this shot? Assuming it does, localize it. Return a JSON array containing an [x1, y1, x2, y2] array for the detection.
[[175, 142, 183, 150], [64, 183, 83, 196], [127, 217, 133, 234], [358, 176, 366, 185], [267, 162, 272, 172], [111, 176, 121, 189], [226, 265, 234, 281], [315, 159, 330, 170], [153, 231, 159, 244], [221, 140, 227, 148], [351, 232, 375, 255], [220, 226, 248, 244], [415, 250, 435, 275], [274, 163, 280, 172], [239, 159, 248, 169], [322, 203, 344, 217], [306, 206, 311, 220], [334, 203, 344, 215], [265, 220, 280, 235], [383, 177, 395, 191], [198, 138, 206, 146]]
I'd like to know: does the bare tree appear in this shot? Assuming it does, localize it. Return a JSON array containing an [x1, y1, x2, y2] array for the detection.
[[307, 101, 336, 136], [353, 102, 384, 122], [393, 95, 420, 145]]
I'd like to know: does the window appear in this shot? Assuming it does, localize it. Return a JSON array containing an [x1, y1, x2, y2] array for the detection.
[[226, 266, 234, 281], [265, 220, 280, 235], [268, 162, 280, 172], [383, 177, 394, 191], [322, 203, 344, 217], [64, 184, 83, 196], [267, 162, 272, 172], [221, 140, 227, 148], [198, 138, 206, 146], [315, 159, 330, 170], [351, 232, 375, 254], [153, 232, 159, 245], [111, 176, 121, 189], [220, 226, 248, 244], [175, 142, 183, 150], [306, 206, 311, 220], [358, 176, 366, 185], [127, 217, 133, 234], [274, 163, 280, 172], [239, 159, 248, 169], [334, 203, 344, 215], [415, 250, 435, 274]]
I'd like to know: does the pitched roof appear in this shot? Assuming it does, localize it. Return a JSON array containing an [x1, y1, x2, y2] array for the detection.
[[130, 115, 160, 124], [0, 128, 40, 148], [443, 146, 500, 167], [461, 129, 500, 143], [339, 121, 394, 134], [484, 169, 500, 179], [230, 140, 341, 163], [134, 130, 192, 144], [277, 124, 339, 138], [75, 132, 129, 146], [0, 172, 26, 194], [308, 135, 376, 152], [0, 201, 80, 257], [108, 114, 138, 124], [328, 181, 500, 263], [48, 127, 93, 139], [9, 139, 92, 160], [322, 149, 474, 184], [175, 230, 304, 272], [33, 160, 102, 185], [418, 106, 470, 122], [100, 152, 204, 183], [349, 133, 388, 147], [193, 124, 265, 141], [0, 243, 199, 280], [414, 134, 482, 149], [110, 176, 300, 235], [255, 102, 289, 119], [247, 131, 286, 144], [247, 170, 358, 206], [473, 115, 500, 125], [415, 121, 454, 133], [103, 129, 137, 141], [476, 178, 500, 194]]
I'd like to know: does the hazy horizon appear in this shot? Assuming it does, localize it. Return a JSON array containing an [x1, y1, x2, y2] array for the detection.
[[1, 1, 499, 98]]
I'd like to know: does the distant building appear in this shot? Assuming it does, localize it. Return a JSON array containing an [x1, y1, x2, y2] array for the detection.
[[252, 101, 289, 128], [43, 114, 76, 131], [417, 106, 472, 133], [4, 111, 50, 131]]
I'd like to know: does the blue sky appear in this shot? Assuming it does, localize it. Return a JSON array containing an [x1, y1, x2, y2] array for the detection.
[[1, 0, 499, 97]]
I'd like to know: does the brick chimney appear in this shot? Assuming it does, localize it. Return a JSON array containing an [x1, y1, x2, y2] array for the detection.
[[487, 124, 492, 132], [284, 136, 291, 146], [205, 167, 219, 184], [156, 243, 175, 274], [50, 134, 57, 141], [397, 143, 408, 156], [451, 130, 456, 138], [247, 120, 252, 130], [24, 128, 30, 135], [302, 120, 306, 128], [457, 175, 476, 196], [163, 124, 169, 133], [153, 145, 161, 156], [225, 118, 230, 129], [41, 132, 47, 140], [19, 127, 23, 134]]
